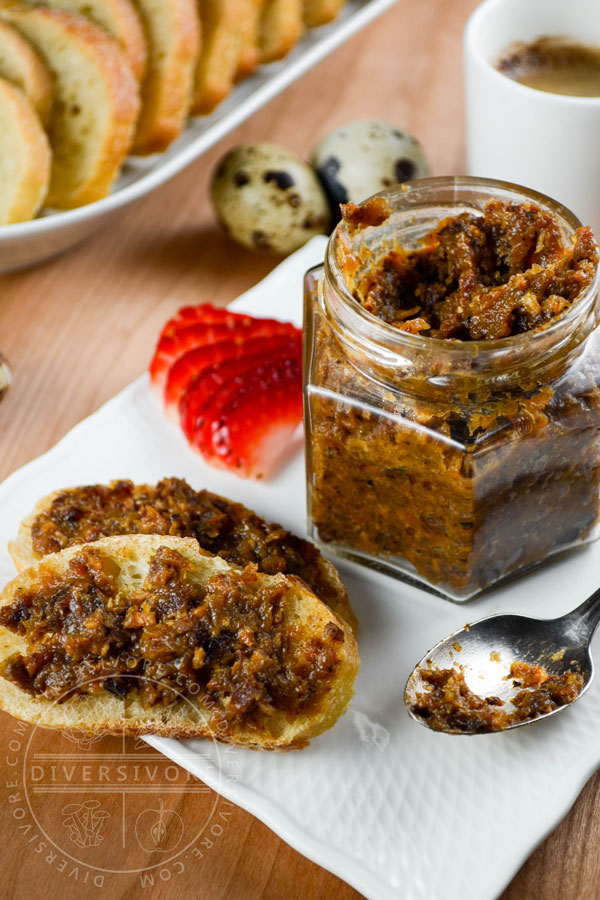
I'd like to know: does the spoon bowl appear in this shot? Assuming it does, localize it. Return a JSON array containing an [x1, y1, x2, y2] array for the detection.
[[404, 595, 599, 734]]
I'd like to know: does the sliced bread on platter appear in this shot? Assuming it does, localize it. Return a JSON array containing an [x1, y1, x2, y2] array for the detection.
[[0, 534, 359, 748], [235, 0, 266, 81], [131, 0, 200, 154], [0, 75, 50, 223], [0, 18, 52, 123], [21, 0, 148, 81], [303, 0, 346, 27], [192, 0, 243, 115], [0, 4, 140, 208], [259, 0, 303, 63]]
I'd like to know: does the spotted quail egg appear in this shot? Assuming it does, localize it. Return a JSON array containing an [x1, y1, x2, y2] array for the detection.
[[211, 143, 331, 255], [311, 121, 430, 217]]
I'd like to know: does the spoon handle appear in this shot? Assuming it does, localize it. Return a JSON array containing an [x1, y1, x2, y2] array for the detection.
[[560, 586, 600, 641]]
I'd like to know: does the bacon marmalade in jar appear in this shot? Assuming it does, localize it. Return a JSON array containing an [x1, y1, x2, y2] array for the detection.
[[303, 177, 600, 600]]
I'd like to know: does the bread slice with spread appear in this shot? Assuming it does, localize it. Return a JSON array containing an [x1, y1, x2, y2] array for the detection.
[[0, 535, 359, 748], [0, 4, 140, 208], [9, 477, 358, 633], [0, 74, 50, 223], [131, 0, 200, 153], [0, 18, 53, 123]]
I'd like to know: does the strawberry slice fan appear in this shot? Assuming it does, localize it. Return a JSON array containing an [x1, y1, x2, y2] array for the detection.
[[150, 304, 304, 479]]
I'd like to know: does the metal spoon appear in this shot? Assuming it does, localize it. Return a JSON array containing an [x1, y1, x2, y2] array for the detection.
[[404, 586, 600, 734]]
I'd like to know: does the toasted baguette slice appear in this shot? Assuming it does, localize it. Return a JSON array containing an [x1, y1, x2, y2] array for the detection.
[[259, 0, 302, 63], [0, 76, 50, 223], [235, 0, 265, 81], [0, 535, 359, 747], [9, 477, 358, 633], [0, 18, 52, 123], [131, 0, 200, 153], [0, 5, 140, 208], [192, 0, 243, 115], [22, 0, 148, 81], [302, 0, 345, 27]]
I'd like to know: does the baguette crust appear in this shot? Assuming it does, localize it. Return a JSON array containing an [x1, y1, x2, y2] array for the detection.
[[302, 0, 346, 27], [235, 0, 266, 81], [0, 76, 50, 223], [259, 0, 303, 63], [131, 0, 200, 154], [9, 481, 358, 634], [0, 535, 359, 748], [0, 4, 140, 208], [24, 0, 148, 82], [192, 0, 244, 116], [0, 18, 53, 124]]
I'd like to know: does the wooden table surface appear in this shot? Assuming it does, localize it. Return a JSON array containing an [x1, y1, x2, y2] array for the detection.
[[1, 1, 600, 898]]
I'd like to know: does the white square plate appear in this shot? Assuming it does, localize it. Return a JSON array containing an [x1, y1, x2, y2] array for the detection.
[[0, 238, 598, 900]]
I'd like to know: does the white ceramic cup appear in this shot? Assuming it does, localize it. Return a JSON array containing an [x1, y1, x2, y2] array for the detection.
[[464, 0, 600, 235]]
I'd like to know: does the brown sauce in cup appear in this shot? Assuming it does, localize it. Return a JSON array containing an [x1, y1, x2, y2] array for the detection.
[[498, 36, 600, 97]]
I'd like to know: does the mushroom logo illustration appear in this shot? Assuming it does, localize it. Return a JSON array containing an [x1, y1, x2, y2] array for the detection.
[[62, 800, 110, 848]]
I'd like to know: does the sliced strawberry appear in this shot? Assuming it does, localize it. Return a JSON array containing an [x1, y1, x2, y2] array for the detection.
[[158, 304, 254, 341], [169, 304, 228, 326], [152, 322, 244, 388], [164, 332, 301, 419], [150, 316, 297, 389], [179, 337, 301, 441], [192, 356, 303, 479]]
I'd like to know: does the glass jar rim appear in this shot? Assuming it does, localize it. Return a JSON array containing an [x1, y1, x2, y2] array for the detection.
[[323, 175, 600, 364]]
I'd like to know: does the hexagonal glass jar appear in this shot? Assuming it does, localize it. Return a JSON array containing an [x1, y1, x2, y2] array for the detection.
[[303, 177, 600, 601]]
